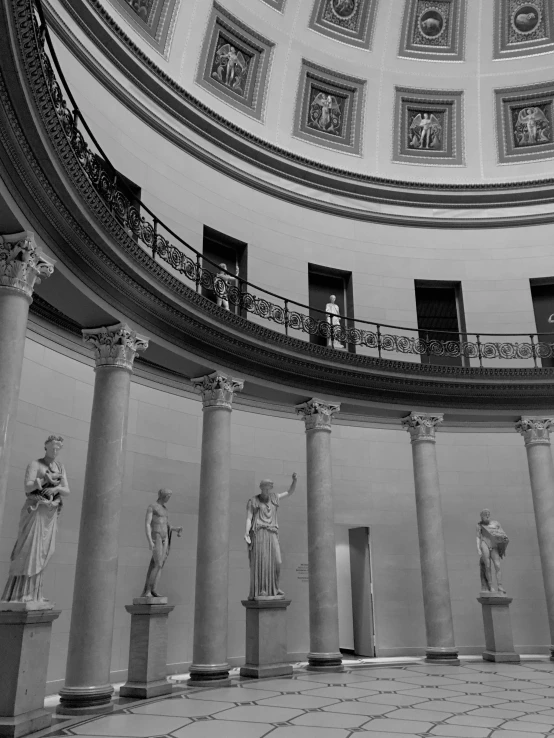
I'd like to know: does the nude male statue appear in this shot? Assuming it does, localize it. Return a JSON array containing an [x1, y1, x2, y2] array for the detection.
[[477, 508, 509, 594], [141, 488, 182, 598]]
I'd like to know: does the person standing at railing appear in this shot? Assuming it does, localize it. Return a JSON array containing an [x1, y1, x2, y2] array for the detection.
[[325, 294, 345, 348], [215, 263, 239, 311]]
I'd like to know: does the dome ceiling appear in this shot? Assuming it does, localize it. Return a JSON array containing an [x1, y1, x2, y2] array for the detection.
[[70, 0, 554, 184]]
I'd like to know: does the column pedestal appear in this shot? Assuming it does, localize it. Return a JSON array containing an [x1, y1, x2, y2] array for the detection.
[[0, 606, 60, 738], [120, 601, 175, 699], [477, 594, 520, 663], [240, 599, 292, 679]]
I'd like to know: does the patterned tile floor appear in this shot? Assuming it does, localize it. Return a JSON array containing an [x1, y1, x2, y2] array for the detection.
[[51, 660, 554, 738]]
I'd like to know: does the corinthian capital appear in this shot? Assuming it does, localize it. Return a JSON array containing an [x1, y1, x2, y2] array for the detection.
[[82, 323, 149, 370], [0, 231, 54, 299], [516, 417, 554, 446], [296, 398, 340, 432], [191, 372, 244, 409], [402, 412, 444, 443]]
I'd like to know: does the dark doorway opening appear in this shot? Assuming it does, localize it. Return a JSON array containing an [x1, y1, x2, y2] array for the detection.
[[308, 264, 354, 351], [415, 280, 467, 367], [202, 227, 248, 317]]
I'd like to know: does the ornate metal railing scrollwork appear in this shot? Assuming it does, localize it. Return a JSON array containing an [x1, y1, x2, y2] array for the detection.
[[24, 0, 554, 367]]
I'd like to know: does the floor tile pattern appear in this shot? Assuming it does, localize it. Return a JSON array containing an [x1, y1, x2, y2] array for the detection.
[[57, 661, 554, 738]]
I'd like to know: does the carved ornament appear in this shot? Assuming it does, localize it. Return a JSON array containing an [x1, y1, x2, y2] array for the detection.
[[0, 232, 54, 299], [296, 398, 341, 431], [82, 323, 149, 370], [402, 412, 444, 442], [191, 372, 244, 409], [515, 416, 554, 445]]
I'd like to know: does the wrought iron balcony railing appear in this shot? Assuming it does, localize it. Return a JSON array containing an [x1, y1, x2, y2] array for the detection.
[[28, 0, 554, 368]]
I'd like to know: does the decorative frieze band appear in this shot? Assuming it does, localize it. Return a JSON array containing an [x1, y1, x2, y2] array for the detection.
[[515, 417, 554, 446], [192, 372, 244, 409], [82, 323, 149, 370], [402, 412, 444, 442], [296, 398, 340, 431], [0, 231, 54, 299]]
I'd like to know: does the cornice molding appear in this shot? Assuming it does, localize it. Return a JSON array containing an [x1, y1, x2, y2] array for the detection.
[[39, 0, 554, 228], [2, 0, 554, 411]]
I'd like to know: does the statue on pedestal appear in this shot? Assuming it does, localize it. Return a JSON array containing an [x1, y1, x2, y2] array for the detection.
[[325, 295, 344, 348], [1, 435, 69, 605], [477, 509, 509, 594], [214, 262, 239, 311], [244, 473, 297, 600], [141, 488, 182, 598]]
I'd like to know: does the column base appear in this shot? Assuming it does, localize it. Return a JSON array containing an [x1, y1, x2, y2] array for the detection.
[[0, 608, 61, 738], [425, 647, 460, 665], [240, 599, 292, 680], [550, 646, 554, 662], [57, 685, 114, 716], [0, 708, 52, 738], [119, 603, 175, 700], [477, 594, 520, 664], [188, 664, 231, 689], [306, 652, 343, 672]]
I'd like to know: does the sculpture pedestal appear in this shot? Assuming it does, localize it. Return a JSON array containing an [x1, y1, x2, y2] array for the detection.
[[119, 601, 175, 699], [0, 605, 61, 738], [240, 599, 293, 679], [477, 593, 520, 663]]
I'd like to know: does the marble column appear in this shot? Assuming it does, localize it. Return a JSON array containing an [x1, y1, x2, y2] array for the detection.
[[189, 372, 244, 687], [58, 324, 148, 714], [515, 417, 554, 659], [0, 232, 54, 537], [402, 413, 459, 664], [296, 398, 342, 672]]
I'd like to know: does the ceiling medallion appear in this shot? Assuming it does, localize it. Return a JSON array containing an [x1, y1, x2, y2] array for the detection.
[[417, 7, 446, 39], [511, 3, 541, 35], [330, 0, 358, 21]]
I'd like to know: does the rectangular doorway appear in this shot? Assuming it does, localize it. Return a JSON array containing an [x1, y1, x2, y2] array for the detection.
[[335, 525, 376, 657]]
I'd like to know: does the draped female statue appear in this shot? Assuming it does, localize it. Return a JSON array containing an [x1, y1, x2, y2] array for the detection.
[[1, 435, 69, 604], [244, 473, 297, 600]]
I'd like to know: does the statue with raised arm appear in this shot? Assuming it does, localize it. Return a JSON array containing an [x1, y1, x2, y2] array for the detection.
[[141, 489, 183, 599], [1, 435, 69, 605], [477, 509, 509, 594], [245, 473, 297, 600], [214, 262, 239, 311]]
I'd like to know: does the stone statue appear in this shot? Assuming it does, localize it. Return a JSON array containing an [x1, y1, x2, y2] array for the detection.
[[214, 262, 239, 311], [244, 473, 297, 600], [477, 509, 509, 594], [325, 295, 344, 348], [1, 435, 69, 605], [141, 489, 183, 598]]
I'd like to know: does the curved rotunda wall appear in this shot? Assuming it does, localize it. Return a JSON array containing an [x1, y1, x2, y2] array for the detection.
[[0, 331, 548, 690], [51, 28, 554, 357], [88, 0, 554, 183]]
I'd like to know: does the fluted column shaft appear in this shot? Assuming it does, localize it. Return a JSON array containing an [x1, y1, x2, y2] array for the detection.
[[59, 325, 148, 714], [189, 373, 243, 687], [516, 417, 554, 658], [0, 232, 53, 535], [297, 399, 342, 672], [403, 413, 459, 664]]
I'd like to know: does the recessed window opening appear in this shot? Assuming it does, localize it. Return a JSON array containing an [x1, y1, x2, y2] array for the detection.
[[415, 280, 467, 367], [202, 226, 248, 317], [530, 279, 554, 368], [308, 264, 355, 352]]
